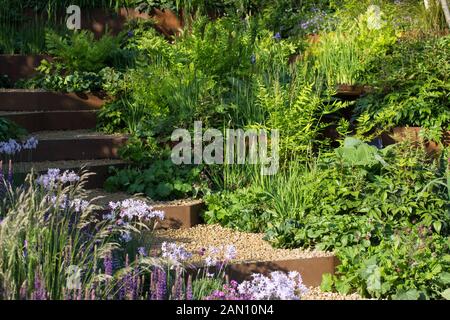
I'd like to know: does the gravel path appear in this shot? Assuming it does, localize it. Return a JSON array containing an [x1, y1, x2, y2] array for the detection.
[[32, 130, 125, 140], [86, 188, 203, 207], [302, 287, 362, 300], [153, 224, 333, 263], [11, 159, 125, 172], [154, 224, 362, 300]]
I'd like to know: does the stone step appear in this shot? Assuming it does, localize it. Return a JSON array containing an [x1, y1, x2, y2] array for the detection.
[[9, 159, 127, 189], [0, 89, 106, 111], [15, 130, 128, 162], [0, 110, 97, 132]]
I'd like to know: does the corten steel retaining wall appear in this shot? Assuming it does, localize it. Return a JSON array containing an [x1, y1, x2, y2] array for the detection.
[[226, 256, 338, 287], [0, 8, 182, 82], [188, 256, 339, 288], [0, 55, 52, 83], [96, 201, 205, 229], [0, 90, 106, 110], [381, 127, 450, 154]]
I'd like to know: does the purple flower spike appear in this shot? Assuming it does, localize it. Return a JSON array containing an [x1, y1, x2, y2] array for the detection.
[[104, 252, 113, 276], [156, 268, 167, 300], [186, 275, 193, 300]]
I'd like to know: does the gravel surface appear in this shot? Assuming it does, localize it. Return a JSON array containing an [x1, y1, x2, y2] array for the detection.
[[32, 130, 125, 140], [154, 224, 363, 300], [302, 287, 362, 300], [86, 189, 203, 207], [153, 224, 333, 263], [10, 159, 125, 172]]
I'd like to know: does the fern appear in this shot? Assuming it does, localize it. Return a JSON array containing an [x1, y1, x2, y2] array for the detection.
[[45, 30, 123, 73]]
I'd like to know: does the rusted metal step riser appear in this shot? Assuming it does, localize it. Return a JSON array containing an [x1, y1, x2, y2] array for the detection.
[[0, 90, 106, 111], [1, 111, 98, 132], [13, 136, 127, 162], [9, 161, 127, 190], [95, 202, 204, 230]]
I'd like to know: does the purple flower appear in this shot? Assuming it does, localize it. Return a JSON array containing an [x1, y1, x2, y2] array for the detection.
[[237, 271, 308, 300], [104, 252, 114, 276], [204, 280, 251, 300], [0, 139, 22, 155], [186, 275, 193, 300], [107, 199, 165, 222], [22, 136, 38, 150], [250, 54, 256, 64], [36, 169, 80, 190], [127, 30, 134, 38], [47, 195, 88, 213], [138, 247, 147, 257], [273, 32, 281, 40], [161, 242, 192, 265], [224, 245, 237, 260], [23, 240, 28, 258], [156, 268, 167, 300]]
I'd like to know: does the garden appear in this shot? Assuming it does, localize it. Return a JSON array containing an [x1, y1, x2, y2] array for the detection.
[[0, 0, 449, 301]]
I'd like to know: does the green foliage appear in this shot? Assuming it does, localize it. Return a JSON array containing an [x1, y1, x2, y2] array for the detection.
[[309, 10, 397, 87], [19, 67, 126, 94], [0, 118, 27, 141], [205, 140, 450, 299], [104, 159, 208, 200], [258, 79, 347, 161], [356, 35, 450, 132], [45, 30, 127, 73], [204, 185, 271, 233], [328, 226, 450, 300], [0, 172, 122, 299]]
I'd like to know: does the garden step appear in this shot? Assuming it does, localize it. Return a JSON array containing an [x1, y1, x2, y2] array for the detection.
[[86, 189, 204, 229], [225, 257, 337, 287], [153, 224, 338, 287], [0, 110, 97, 132], [10, 159, 127, 189], [15, 130, 128, 162], [0, 89, 106, 111]]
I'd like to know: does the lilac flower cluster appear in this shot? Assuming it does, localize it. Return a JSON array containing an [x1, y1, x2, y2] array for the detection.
[[237, 271, 308, 300], [106, 199, 165, 222], [0, 137, 39, 155], [36, 169, 80, 189], [47, 195, 89, 213], [205, 280, 252, 300], [161, 242, 192, 264], [22, 136, 39, 150], [202, 245, 237, 267]]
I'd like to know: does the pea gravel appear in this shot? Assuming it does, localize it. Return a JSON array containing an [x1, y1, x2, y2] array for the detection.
[[153, 224, 333, 263], [302, 287, 362, 300], [154, 224, 363, 300]]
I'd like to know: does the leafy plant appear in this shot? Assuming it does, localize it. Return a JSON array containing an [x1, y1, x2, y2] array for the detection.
[[0, 118, 27, 141], [104, 159, 208, 200], [356, 35, 450, 133], [44, 30, 127, 73]]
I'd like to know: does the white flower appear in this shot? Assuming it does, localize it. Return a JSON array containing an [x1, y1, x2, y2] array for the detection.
[[237, 271, 308, 300], [224, 245, 237, 260], [107, 199, 165, 221], [161, 242, 192, 264]]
